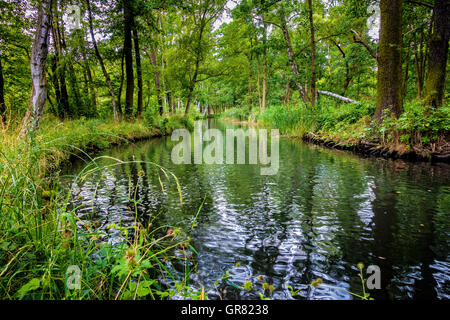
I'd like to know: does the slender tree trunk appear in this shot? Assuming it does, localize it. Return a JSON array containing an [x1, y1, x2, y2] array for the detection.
[[132, 21, 143, 116], [254, 34, 263, 111], [117, 50, 124, 118], [332, 41, 352, 95], [22, 0, 52, 134], [261, 14, 267, 111], [413, 32, 425, 99], [279, 9, 306, 102], [59, 22, 81, 115], [167, 91, 174, 113], [307, 0, 316, 107], [256, 56, 262, 111], [0, 58, 5, 117], [86, 62, 96, 113], [148, 18, 164, 116], [374, 0, 404, 120], [81, 43, 97, 114], [50, 55, 62, 117], [87, 0, 118, 121], [424, 0, 450, 107], [402, 44, 410, 98], [185, 21, 205, 115], [248, 37, 253, 111], [123, 0, 134, 117], [150, 50, 163, 116], [51, 19, 69, 118]]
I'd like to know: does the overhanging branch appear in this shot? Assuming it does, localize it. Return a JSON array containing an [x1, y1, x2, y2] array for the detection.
[[350, 29, 378, 60]]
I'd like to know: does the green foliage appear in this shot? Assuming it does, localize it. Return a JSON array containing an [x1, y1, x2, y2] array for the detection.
[[0, 120, 195, 299], [144, 108, 194, 135]]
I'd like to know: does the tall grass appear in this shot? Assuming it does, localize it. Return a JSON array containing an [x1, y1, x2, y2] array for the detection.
[[0, 115, 199, 300]]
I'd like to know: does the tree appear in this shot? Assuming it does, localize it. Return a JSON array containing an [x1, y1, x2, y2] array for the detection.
[[123, 0, 135, 117], [424, 0, 450, 108], [22, 0, 53, 134], [278, 5, 306, 102], [183, 0, 225, 115], [373, 0, 404, 120], [307, 0, 317, 107], [87, 0, 118, 122], [0, 58, 4, 117]]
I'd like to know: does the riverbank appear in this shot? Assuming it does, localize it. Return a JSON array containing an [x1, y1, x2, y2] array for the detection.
[[0, 115, 195, 300], [222, 101, 450, 162]]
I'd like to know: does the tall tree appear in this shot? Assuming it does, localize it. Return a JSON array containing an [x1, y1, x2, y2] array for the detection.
[[22, 0, 52, 133], [184, 0, 224, 115], [424, 0, 450, 108], [307, 0, 317, 107], [123, 0, 135, 117], [148, 17, 164, 116], [87, 0, 118, 122], [0, 58, 4, 117], [50, 12, 70, 118], [373, 0, 404, 120], [132, 19, 143, 116], [278, 6, 306, 102]]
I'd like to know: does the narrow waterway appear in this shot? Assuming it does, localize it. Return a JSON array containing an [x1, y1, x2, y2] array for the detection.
[[61, 119, 450, 300]]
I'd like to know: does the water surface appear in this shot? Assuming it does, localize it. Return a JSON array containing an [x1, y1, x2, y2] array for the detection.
[[61, 120, 450, 300]]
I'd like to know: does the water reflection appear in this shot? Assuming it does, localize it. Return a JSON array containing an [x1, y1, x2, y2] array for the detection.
[[61, 120, 450, 300]]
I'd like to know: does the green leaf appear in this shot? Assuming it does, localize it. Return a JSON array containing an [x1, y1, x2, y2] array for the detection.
[[16, 278, 40, 298]]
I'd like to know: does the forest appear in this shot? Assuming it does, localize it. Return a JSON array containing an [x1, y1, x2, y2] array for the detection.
[[0, 0, 449, 301]]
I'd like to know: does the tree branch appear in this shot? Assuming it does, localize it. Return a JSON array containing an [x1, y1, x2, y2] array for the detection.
[[405, 0, 433, 9], [350, 29, 378, 60]]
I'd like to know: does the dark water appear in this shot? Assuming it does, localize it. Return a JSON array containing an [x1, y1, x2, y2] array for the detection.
[[61, 119, 450, 300]]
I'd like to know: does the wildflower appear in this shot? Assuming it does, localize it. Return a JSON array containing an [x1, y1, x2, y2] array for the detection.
[[311, 278, 323, 288], [243, 281, 253, 291]]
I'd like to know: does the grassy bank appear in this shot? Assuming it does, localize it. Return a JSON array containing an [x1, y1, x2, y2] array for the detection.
[[223, 98, 450, 161], [0, 114, 199, 300]]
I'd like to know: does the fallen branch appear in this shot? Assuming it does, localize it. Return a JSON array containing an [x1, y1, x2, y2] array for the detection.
[[317, 90, 360, 104]]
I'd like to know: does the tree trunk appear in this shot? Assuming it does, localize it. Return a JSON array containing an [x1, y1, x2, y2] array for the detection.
[[22, 0, 52, 134], [374, 0, 404, 120], [254, 34, 263, 111], [248, 37, 253, 111], [117, 49, 124, 117], [307, 0, 317, 107], [413, 31, 426, 99], [87, 0, 118, 121], [59, 21, 81, 115], [150, 49, 163, 116], [81, 42, 97, 114], [148, 18, 164, 116], [132, 21, 143, 116], [261, 14, 267, 111], [50, 55, 62, 117], [185, 21, 205, 115], [424, 0, 450, 107], [51, 19, 70, 118], [279, 9, 306, 102], [0, 57, 5, 117], [402, 44, 410, 98], [123, 0, 134, 117], [332, 41, 352, 95]]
